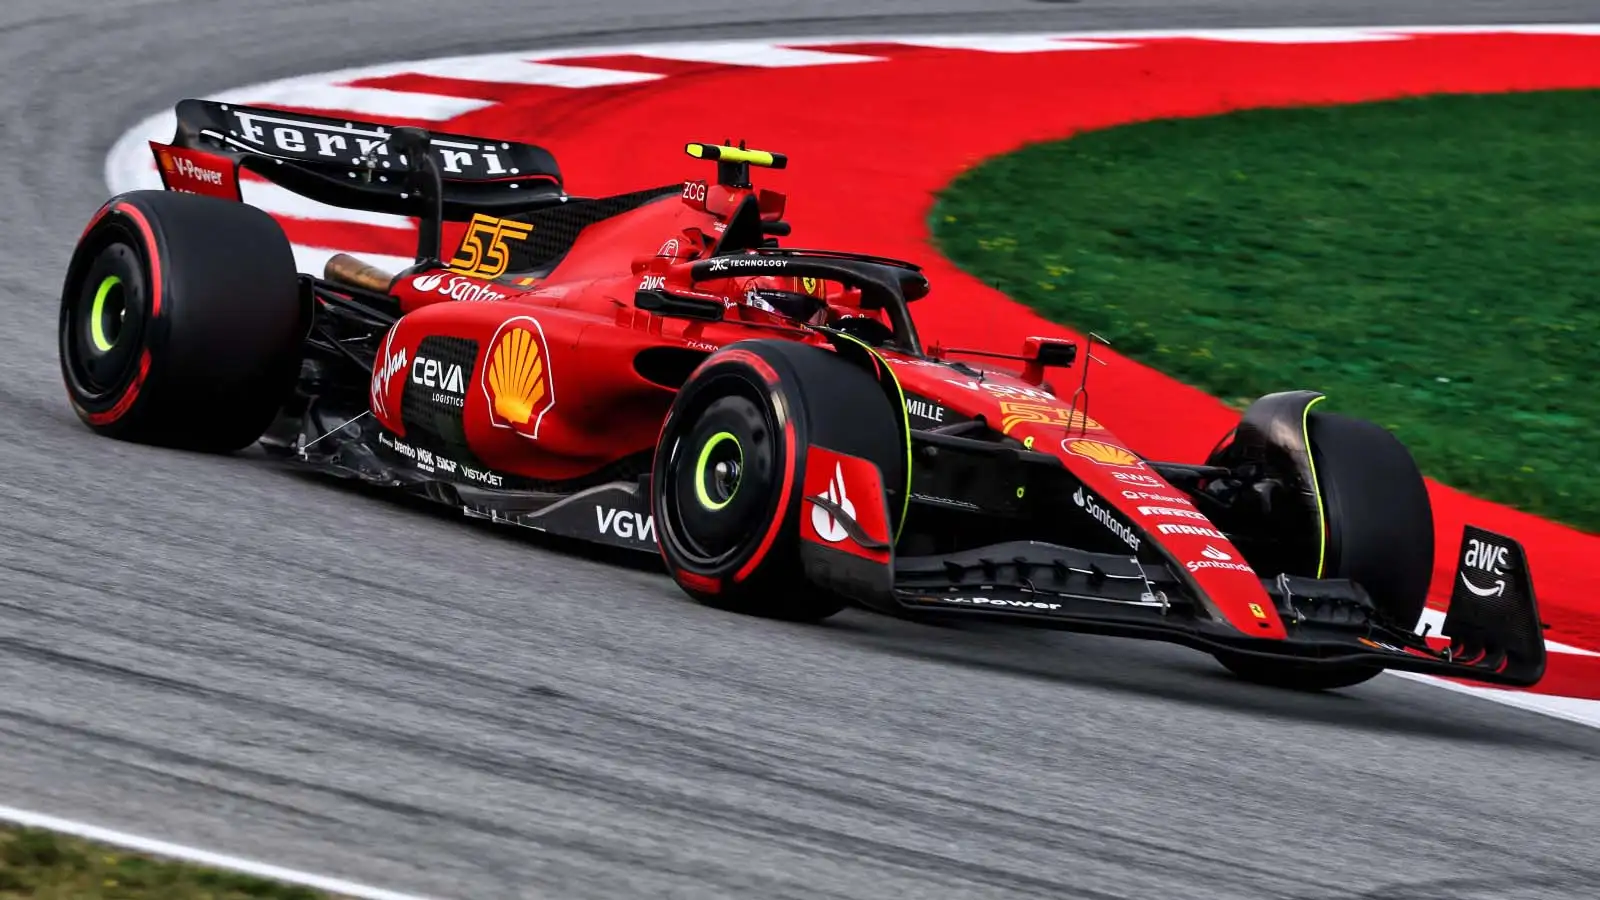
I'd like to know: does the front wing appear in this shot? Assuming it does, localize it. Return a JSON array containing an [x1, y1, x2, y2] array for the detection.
[[816, 529, 1546, 688]]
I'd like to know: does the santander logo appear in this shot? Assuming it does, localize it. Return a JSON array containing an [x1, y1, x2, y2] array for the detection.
[[411, 272, 509, 303], [811, 462, 854, 543], [1186, 543, 1254, 574], [1072, 485, 1141, 551]]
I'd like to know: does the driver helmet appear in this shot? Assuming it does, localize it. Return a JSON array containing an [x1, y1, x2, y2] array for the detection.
[[732, 275, 893, 342], [733, 274, 832, 325], [741, 287, 826, 325]]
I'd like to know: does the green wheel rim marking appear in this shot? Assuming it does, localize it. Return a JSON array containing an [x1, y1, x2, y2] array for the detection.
[[89, 275, 122, 352], [693, 431, 742, 510]]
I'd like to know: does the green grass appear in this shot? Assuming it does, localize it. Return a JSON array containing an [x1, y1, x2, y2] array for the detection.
[[931, 89, 1600, 533], [0, 826, 329, 899]]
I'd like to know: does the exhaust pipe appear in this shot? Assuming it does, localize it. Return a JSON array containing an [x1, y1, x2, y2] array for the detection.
[[324, 253, 397, 293]]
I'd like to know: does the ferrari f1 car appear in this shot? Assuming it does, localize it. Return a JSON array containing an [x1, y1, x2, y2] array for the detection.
[[58, 99, 1547, 691]]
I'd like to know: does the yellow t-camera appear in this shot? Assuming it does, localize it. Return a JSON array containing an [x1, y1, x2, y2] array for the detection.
[[685, 142, 788, 170]]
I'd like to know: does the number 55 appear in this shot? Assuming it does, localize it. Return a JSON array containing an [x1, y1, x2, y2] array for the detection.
[[448, 214, 534, 279]]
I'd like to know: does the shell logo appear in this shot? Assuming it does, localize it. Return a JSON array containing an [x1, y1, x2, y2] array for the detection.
[[483, 315, 556, 438], [157, 149, 174, 173], [1064, 438, 1144, 470]]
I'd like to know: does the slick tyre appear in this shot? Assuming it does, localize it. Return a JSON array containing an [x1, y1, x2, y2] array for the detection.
[[651, 340, 905, 622], [1215, 410, 1434, 691], [59, 190, 303, 452]]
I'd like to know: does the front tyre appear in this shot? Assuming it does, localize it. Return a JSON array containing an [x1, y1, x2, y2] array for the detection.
[[59, 191, 303, 452], [652, 341, 904, 622], [1213, 408, 1434, 691]]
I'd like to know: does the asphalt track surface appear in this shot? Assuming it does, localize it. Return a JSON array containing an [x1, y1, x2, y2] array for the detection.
[[5, 2, 1600, 898]]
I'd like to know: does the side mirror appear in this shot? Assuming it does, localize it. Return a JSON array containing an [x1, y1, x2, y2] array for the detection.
[[1020, 336, 1078, 385], [635, 289, 725, 322]]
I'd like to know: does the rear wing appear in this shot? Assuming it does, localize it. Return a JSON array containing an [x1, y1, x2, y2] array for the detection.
[[149, 99, 567, 260]]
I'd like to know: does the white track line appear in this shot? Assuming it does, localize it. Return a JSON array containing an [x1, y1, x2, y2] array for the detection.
[[397, 57, 664, 87], [1389, 673, 1600, 729], [782, 27, 1395, 46], [1379, 24, 1600, 36], [778, 24, 1600, 47], [0, 804, 440, 900], [240, 83, 493, 119], [886, 35, 1131, 52], [591, 41, 883, 67], [1122, 27, 1409, 43]]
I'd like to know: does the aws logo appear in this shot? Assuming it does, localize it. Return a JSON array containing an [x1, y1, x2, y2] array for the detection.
[[482, 316, 556, 439]]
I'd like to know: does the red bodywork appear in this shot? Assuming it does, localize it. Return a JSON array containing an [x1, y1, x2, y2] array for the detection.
[[362, 175, 1285, 640]]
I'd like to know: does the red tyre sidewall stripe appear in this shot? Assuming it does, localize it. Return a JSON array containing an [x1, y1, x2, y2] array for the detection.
[[77, 201, 115, 245], [735, 415, 798, 584], [713, 348, 780, 385], [77, 202, 164, 427], [115, 202, 163, 318], [84, 350, 151, 426]]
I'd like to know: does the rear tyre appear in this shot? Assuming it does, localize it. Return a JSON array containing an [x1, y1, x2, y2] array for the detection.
[[59, 190, 303, 452], [651, 340, 905, 622], [1213, 410, 1434, 691]]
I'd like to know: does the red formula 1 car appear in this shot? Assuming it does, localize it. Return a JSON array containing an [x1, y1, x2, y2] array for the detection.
[[58, 99, 1546, 691]]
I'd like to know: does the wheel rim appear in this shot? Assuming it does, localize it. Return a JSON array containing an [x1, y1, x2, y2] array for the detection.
[[64, 239, 149, 399], [665, 391, 779, 566], [88, 275, 126, 353], [692, 431, 743, 511]]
